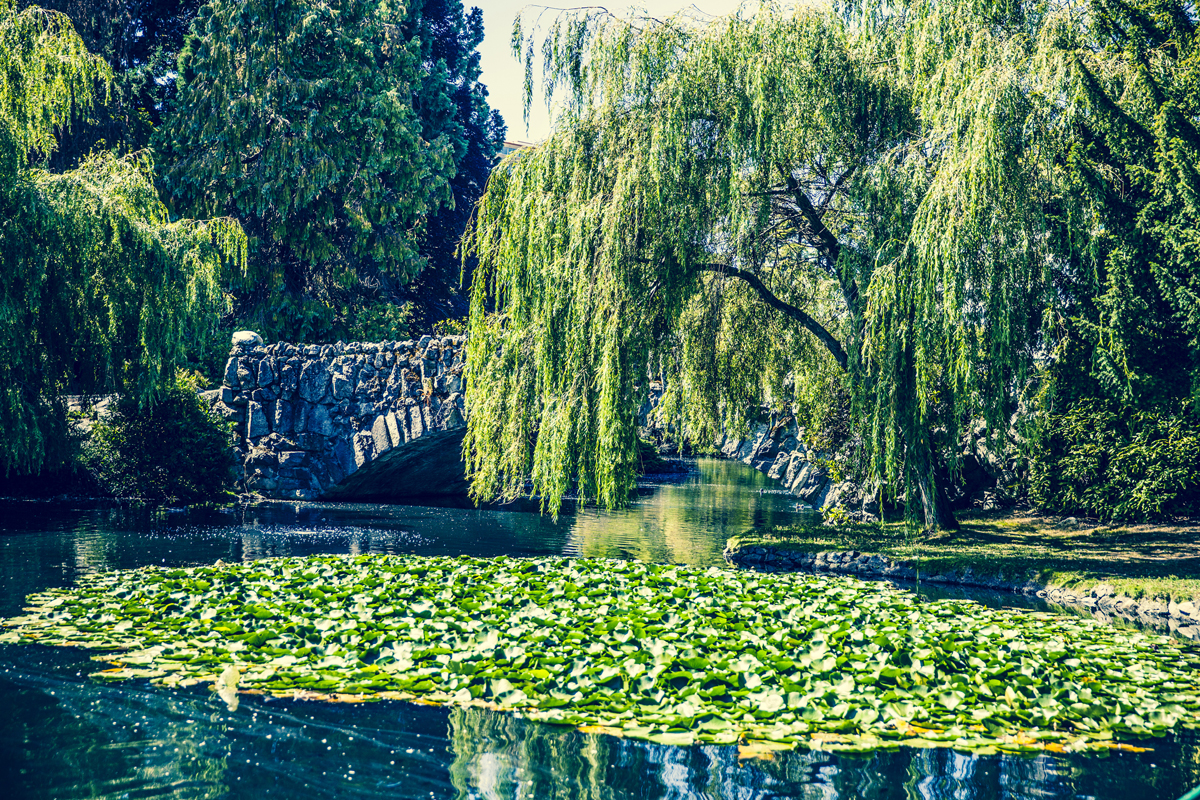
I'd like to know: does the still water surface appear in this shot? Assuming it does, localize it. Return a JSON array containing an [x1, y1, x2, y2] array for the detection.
[[1, 459, 1197, 799]]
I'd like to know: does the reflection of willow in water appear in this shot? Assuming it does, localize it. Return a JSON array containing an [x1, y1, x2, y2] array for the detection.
[[447, 707, 899, 799], [447, 708, 1200, 800], [566, 459, 808, 566], [448, 706, 752, 799]]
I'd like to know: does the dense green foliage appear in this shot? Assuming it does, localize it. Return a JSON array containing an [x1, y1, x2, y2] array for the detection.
[[1067, 0, 1200, 407], [18, 0, 202, 168], [4, 554, 1199, 752], [462, 0, 1200, 525], [1022, 0, 1200, 516], [1029, 400, 1200, 520], [157, 0, 503, 342], [157, 0, 454, 332], [0, 0, 245, 477], [81, 372, 234, 501]]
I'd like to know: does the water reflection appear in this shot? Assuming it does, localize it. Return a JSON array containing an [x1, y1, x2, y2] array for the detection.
[[0, 500, 573, 619], [6, 650, 1195, 800], [1, 462, 1199, 799], [0, 648, 456, 799], [445, 705, 1198, 800], [566, 460, 807, 565], [0, 460, 804, 619]]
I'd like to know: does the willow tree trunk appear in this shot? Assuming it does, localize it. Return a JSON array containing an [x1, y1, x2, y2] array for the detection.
[[910, 430, 961, 533]]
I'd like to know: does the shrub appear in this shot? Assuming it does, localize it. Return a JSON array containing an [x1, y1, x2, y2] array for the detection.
[[432, 315, 467, 337], [82, 372, 235, 502], [345, 301, 414, 342], [1029, 400, 1200, 520]]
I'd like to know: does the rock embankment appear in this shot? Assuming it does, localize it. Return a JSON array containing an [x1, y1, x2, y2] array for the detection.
[[204, 331, 468, 500], [641, 388, 1012, 517], [711, 417, 851, 510], [723, 541, 1200, 639]]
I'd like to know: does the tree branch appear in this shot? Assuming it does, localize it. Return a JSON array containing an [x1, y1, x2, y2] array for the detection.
[[697, 264, 848, 370], [820, 163, 856, 211], [786, 173, 842, 264], [783, 169, 861, 312]]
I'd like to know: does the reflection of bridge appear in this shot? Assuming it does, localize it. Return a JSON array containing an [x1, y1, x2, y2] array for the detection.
[[206, 332, 469, 501]]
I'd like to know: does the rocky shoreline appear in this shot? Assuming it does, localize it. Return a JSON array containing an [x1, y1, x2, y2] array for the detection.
[[723, 542, 1200, 639]]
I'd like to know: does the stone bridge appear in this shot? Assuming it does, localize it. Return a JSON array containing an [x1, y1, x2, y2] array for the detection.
[[205, 331, 897, 511], [206, 332, 469, 501]]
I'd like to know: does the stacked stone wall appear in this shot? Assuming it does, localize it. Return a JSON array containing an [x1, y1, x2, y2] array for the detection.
[[206, 332, 468, 500]]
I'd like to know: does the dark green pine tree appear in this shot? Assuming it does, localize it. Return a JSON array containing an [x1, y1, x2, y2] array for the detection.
[[156, 0, 455, 340], [1025, 0, 1200, 519], [156, 0, 503, 340], [401, 0, 506, 324], [1057, 0, 1200, 408]]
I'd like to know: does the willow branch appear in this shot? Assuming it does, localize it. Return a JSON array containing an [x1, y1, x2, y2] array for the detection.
[[786, 175, 841, 262], [696, 264, 848, 370], [784, 172, 861, 312]]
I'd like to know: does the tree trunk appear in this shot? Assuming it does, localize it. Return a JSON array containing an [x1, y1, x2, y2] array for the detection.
[[911, 431, 960, 533], [915, 468, 960, 532]]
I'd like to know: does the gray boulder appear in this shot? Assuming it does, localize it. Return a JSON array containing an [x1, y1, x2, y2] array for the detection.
[[232, 330, 263, 348]]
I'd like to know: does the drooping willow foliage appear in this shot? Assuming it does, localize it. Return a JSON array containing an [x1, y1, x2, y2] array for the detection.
[[0, 0, 246, 476], [462, 0, 1099, 527]]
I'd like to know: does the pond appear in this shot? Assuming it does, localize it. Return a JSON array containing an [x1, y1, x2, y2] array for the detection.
[[1, 459, 1197, 799]]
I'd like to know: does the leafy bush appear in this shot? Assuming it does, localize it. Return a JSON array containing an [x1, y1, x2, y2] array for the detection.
[[345, 301, 414, 342], [1029, 400, 1200, 520], [82, 372, 234, 502], [432, 315, 467, 337]]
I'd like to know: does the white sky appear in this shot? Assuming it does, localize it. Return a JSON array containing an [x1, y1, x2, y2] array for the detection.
[[476, 1, 748, 143]]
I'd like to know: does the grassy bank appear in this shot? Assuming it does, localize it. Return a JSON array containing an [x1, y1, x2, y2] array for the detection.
[[728, 514, 1200, 604]]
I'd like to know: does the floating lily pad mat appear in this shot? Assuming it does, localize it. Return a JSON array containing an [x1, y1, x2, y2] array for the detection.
[[3, 555, 1199, 753]]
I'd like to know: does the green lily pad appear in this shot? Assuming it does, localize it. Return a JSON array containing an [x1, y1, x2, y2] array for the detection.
[[3, 554, 1200, 753]]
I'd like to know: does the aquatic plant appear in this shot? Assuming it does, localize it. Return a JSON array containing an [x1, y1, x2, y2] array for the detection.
[[3, 555, 1198, 753]]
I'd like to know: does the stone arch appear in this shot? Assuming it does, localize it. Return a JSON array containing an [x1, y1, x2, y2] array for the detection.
[[205, 332, 469, 500]]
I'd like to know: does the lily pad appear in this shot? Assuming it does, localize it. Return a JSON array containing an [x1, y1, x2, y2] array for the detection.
[[3, 555, 1200, 753]]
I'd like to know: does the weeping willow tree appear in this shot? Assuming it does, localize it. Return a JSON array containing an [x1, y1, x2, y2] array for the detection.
[[0, 0, 246, 476], [462, 0, 1088, 530]]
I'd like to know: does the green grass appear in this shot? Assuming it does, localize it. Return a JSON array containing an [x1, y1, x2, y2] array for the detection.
[[728, 513, 1200, 604]]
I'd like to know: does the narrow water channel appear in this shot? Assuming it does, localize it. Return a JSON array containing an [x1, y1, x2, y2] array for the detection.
[[1, 459, 1196, 799]]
